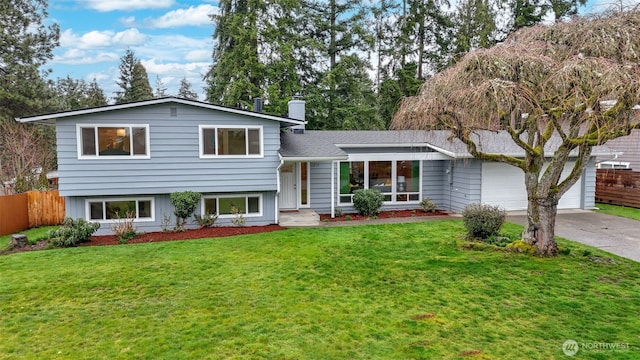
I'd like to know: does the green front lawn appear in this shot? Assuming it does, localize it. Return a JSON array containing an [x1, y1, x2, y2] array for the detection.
[[1, 221, 638, 359], [0, 226, 57, 249], [595, 203, 640, 221]]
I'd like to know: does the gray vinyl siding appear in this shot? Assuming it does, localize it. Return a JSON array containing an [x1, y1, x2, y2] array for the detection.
[[422, 160, 447, 210], [583, 157, 597, 209], [308, 161, 333, 214], [448, 159, 482, 212], [66, 191, 277, 235], [56, 103, 280, 197]]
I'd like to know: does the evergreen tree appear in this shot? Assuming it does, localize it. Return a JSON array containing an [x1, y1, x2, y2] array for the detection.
[[206, 0, 264, 109], [453, 0, 497, 60], [304, 0, 380, 129], [154, 75, 168, 98], [52, 76, 107, 111], [0, 0, 59, 192], [0, 0, 60, 119], [130, 62, 153, 101], [178, 77, 199, 100], [85, 79, 108, 108], [114, 50, 153, 104]]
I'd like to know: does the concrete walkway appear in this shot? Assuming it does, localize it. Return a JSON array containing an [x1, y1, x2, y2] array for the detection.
[[508, 210, 640, 262]]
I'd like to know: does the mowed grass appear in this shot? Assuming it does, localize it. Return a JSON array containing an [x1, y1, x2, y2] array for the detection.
[[0, 226, 57, 248], [1, 221, 639, 359], [595, 203, 640, 221]]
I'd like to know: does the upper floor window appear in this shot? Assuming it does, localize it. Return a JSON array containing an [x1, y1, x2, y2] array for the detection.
[[199, 126, 263, 158], [77, 124, 149, 159]]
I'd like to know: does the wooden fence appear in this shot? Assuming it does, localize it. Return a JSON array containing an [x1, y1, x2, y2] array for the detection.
[[0, 190, 65, 236], [595, 169, 640, 208]]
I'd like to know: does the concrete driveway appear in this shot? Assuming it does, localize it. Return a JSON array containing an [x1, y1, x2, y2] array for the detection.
[[508, 210, 640, 262]]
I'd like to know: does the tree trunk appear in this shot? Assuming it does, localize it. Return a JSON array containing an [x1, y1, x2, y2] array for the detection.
[[523, 196, 559, 256]]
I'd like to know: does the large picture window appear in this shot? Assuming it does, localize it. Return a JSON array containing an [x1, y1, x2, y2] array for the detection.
[[339, 160, 421, 204], [78, 125, 149, 159], [86, 197, 154, 222], [202, 194, 262, 217], [199, 126, 262, 157]]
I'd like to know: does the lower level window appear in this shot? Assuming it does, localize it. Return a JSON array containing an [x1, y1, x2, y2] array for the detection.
[[87, 198, 154, 221], [203, 194, 262, 217]]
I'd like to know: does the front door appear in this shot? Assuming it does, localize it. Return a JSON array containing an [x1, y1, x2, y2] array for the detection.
[[279, 163, 297, 209]]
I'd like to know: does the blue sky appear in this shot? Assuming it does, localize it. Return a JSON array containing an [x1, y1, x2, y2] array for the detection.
[[47, 0, 218, 101], [45, 0, 636, 103]]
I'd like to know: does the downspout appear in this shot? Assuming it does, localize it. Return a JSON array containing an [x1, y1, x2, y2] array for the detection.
[[275, 155, 285, 224], [331, 160, 336, 218]]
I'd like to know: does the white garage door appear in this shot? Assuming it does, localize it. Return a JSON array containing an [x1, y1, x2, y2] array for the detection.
[[481, 162, 582, 210]]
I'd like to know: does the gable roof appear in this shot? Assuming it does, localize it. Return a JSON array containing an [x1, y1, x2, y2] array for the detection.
[[15, 96, 306, 127], [280, 130, 618, 159]]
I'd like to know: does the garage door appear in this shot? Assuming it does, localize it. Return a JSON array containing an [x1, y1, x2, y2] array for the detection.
[[481, 162, 582, 210]]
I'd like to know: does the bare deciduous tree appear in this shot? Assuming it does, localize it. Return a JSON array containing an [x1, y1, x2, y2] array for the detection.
[[0, 122, 56, 193], [392, 9, 640, 255]]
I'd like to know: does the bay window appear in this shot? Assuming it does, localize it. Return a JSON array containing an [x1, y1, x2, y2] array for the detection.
[[339, 160, 421, 204]]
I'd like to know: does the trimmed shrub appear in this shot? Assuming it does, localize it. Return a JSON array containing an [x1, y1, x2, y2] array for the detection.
[[462, 203, 506, 240], [170, 191, 201, 231], [352, 189, 384, 217], [230, 206, 245, 227], [47, 217, 100, 247], [419, 198, 437, 212], [194, 211, 219, 228], [111, 211, 137, 244]]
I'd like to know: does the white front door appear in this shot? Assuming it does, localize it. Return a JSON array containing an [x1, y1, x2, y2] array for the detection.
[[279, 163, 297, 209]]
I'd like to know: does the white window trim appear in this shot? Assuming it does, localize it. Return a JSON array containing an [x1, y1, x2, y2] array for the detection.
[[201, 194, 263, 218], [85, 197, 155, 223], [298, 162, 311, 208], [338, 160, 422, 206], [199, 125, 264, 159], [76, 124, 150, 160]]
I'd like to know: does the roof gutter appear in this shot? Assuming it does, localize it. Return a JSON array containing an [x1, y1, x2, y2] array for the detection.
[[279, 156, 348, 162]]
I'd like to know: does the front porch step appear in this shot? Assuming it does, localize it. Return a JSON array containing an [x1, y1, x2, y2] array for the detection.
[[279, 209, 320, 227]]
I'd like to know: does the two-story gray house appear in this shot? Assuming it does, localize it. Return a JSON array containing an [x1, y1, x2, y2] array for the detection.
[[18, 97, 615, 235]]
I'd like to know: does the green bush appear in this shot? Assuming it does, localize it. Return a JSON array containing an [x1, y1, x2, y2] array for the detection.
[[170, 191, 201, 231], [462, 203, 506, 240], [194, 211, 219, 228], [352, 189, 384, 217], [419, 198, 437, 212], [47, 217, 101, 247]]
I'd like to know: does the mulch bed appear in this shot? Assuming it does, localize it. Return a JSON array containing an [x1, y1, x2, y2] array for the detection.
[[320, 209, 448, 222], [1, 225, 285, 255], [3, 210, 447, 254], [87, 225, 285, 246]]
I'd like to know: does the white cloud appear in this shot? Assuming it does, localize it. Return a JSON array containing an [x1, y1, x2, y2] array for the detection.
[[112, 28, 149, 46], [185, 49, 210, 62], [80, 0, 175, 12], [59, 28, 151, 50], [120, 16, 137, 27], [143, 4, 218, 28], [52, 51, 120, 65]]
